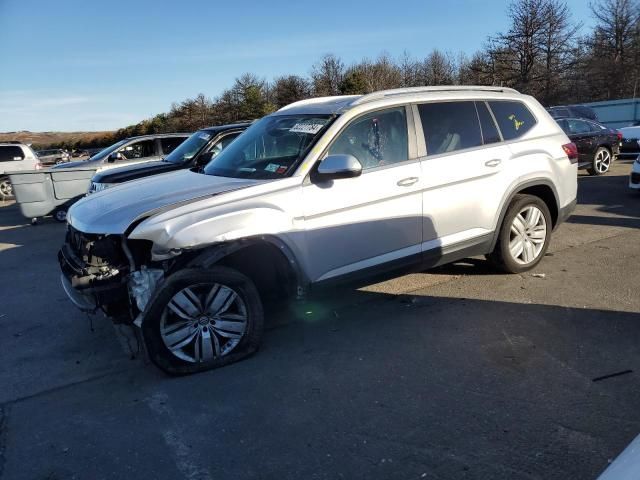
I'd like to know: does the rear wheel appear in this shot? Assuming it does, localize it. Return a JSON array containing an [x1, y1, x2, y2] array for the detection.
[[0, 176, 13, 199], [487, 194, 552, 273], [142, 267, 264, 375], [587, 147, 612, 175]]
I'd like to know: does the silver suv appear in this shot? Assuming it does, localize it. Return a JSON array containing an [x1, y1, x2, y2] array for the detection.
[[59, 87, 578, 374], [0, 142, 40, 198]]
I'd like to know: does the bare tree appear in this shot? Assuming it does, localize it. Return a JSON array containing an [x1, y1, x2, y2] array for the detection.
[[311, 54, 345, 96]]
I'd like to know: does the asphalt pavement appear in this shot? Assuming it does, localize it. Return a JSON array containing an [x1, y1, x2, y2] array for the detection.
[[0, 160, 638, 480]]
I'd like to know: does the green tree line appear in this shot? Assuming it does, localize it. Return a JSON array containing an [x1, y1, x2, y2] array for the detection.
[[42, 0, 639, 151]]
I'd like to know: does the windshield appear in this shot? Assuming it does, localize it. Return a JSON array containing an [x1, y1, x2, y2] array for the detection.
[[89, 139, 128, 161], [164, 130, 212, 164], [204, 114, 332, 179]]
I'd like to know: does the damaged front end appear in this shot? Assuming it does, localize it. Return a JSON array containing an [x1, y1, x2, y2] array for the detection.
[[58, 225, 162, 323]]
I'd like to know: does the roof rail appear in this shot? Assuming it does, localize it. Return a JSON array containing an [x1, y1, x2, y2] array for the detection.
[[350, 86, 520, 106], [277, 95, 360, 112]]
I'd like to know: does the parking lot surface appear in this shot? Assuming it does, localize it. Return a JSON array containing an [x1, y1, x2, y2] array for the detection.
[[0, 161, 638, 480]]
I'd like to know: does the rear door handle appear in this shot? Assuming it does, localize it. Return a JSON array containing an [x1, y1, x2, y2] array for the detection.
[[397, 177, 419, 187], [485, 159, 502, 167]]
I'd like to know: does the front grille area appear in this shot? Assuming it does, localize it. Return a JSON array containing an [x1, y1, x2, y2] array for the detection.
[[66, 226, 126, 269]]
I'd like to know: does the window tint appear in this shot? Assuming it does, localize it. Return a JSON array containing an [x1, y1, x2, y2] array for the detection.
[[567, 119, 591, 135], [489, 101, 536, 140], [119, 139, 155, 160], [557, 119, 570, 134], [160, 137, 185, 155], [588, 121, 605, 132], [0, 146, 25, 162], [476, 101, 501, 144], [419, 101, 482, 155], [328, 107, 408, 169]]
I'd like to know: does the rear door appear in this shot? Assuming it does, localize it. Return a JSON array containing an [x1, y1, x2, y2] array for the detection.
[[566, 119, 595, 163], [415, 100, 512, 256]]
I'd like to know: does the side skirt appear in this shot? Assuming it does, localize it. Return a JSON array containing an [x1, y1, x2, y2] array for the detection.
[[311, 234, 494, 292]]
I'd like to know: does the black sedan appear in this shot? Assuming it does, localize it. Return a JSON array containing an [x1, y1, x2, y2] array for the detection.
[[556, 118, 621, 175], [88, 122, 250, 193]]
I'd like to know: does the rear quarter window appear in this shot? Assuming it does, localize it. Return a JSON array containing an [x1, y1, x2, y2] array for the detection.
[[0, 146, 25, 162], [489, 101, 537, 141]]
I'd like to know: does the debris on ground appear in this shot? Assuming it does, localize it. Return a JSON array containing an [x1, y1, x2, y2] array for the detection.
[[532, 273, 546, 279], [592, 370, 633, 382]]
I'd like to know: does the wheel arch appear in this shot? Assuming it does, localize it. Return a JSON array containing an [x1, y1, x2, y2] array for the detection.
[[184, 235, 309, 302], [490, 179, 560, 251]]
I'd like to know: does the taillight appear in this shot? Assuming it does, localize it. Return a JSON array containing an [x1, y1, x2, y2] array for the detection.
[[35, 162, 43, 170], [616, 131, 623, 142], [562, 142, 579, 164]]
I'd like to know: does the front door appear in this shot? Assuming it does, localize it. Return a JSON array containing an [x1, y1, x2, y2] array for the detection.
[[302, 106, 423, 283]]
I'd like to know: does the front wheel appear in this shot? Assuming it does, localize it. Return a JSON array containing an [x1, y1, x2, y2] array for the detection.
[[487, 194, 552, 273], [142, 267, 264, 375], [587, 147, 612, 176]]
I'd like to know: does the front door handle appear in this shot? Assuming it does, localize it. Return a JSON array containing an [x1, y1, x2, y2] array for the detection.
[[485, 159, 502, 167], [397, 176, 419, 187]]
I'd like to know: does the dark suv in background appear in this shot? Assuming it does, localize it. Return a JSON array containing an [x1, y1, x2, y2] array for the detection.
[[556, 118, 621, 175], [88, 123, 250, 193]]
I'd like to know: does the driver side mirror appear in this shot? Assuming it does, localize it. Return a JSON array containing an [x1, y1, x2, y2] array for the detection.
[[108, 152, 123, 163], [315, 154, 363, 181]]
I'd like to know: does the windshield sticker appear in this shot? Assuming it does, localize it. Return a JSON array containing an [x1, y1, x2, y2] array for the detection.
[[508, 114, 524, 130], [276, 166, 287, 174], [198, 132, 212, 140], [265, 163, 280, 172], [290, 123, 325, 134]]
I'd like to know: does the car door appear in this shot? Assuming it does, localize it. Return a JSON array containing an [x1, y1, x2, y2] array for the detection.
[[415, 100, 514, 256], [567, 119, 595, 163], [302, 106, 423, 283]]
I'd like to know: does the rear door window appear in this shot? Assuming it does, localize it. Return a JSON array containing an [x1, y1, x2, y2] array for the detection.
[[488, 101, 536, 140], [418, 101, 482, 155], [476, 101, 501, 144], [567, 119, 591, 135], [0, 146, 25, 162]]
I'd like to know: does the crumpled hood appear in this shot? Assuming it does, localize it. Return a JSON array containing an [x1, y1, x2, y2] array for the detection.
[[68, 169, 259, 234]]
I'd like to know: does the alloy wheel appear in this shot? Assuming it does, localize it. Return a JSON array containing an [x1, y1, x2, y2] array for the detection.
[[595, 149, 611, 174], [508, 205, 547, 265], [0, 179, 12, 198], [160, 283, 248, 363]]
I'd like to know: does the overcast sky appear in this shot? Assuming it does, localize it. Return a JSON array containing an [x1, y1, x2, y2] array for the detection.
[[0, 0, 594, 132]]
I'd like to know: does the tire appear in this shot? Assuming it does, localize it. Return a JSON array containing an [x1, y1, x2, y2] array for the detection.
[[587, 147, 612, 176], [0, 176, 13, 199], [487, 194, 552, 274], [53, 208, 67, 223], [142, 266, 264, 375]]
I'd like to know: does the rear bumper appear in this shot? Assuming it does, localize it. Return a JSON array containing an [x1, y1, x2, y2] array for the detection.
[[557, 198, 577, 227]]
